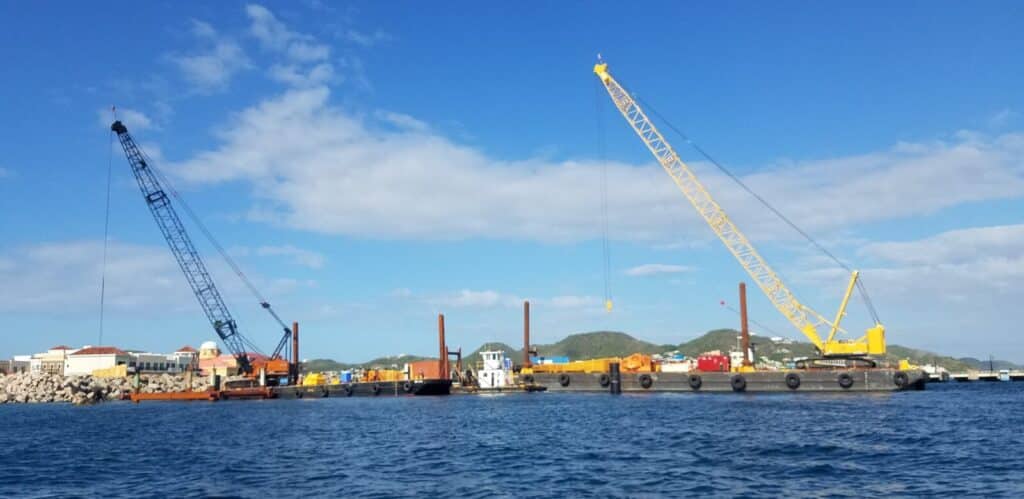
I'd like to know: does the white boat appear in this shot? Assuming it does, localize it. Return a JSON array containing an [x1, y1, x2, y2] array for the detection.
[[476, 350, 513, 390]]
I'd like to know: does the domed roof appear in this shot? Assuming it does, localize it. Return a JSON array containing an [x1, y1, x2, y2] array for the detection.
[[199, 341, 219, 351]]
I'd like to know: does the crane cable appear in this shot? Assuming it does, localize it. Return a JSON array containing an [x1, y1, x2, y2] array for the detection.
[[98, 123, 115, 346], [137, 147, 291, 339], [719, 299, 786, 338], [628, 91, 882, 325], [594, 79, 613, 312]]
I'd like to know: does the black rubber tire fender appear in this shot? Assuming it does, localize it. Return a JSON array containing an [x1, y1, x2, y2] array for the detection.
[[598, 374, 611, 387], [730, 374, 747, 392], [785, 372, 801, 390], [321, 386, 329, 397], [638, 374, 653, 389], [838, 372, 854, 389], [893, 371, 910, 388], [688, 374, 702, 390], [295, 390, 304, 399], [372, 383, 382, 395], [558, 374, 571, 387], [522, 374, 535, 384], [343, 384, 354, 397], [402, 381, 415, 393]]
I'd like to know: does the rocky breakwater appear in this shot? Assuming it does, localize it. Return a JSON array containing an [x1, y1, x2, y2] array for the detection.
[[0, 373, 210, 405]]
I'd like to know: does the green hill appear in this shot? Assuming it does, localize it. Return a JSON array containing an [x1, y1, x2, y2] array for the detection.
[[671, 330, 992, 371], [301, 329, 1019, 374], [463, 342, 521, 367], [301, 354, 429, 373], [954, 356, 1021, 371], [539, 331, 674, 359]]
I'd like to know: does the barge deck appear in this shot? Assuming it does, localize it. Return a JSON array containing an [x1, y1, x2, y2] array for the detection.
[[526, 369, 927, 393]]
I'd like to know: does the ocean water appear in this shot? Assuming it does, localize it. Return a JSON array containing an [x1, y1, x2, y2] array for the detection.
[[1, 382, 1022, 498]]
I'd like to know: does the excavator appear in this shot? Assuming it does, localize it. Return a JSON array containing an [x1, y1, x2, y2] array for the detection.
[[594, 60, 886, 368], [111, 121, 294, 385]]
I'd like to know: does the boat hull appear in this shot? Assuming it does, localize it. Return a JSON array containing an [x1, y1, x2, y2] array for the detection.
[[271, 378, 452, 398], [528, 369, 927, 393]]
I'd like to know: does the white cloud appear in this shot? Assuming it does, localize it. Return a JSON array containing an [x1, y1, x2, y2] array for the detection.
[[99, 107, 153, 131], [244, 4, 338, 92], [851, 224, 1024, 300], [783, 224, 1024, 358], [624, 263, 694, 277], [343, 29, 392, 47], [256, 244, 326, 269], [0, 241, 187, 314], [375, 110, 429, 132], [246, 4, 293, 50], [0, 240, 305, 316], [989, 108, 1018, 129], [268, 62, 334, 87], [169, 84, 1024, 244], [860, 224, 1024, 266], [287, 41, 330, 62], [246, 4, 329, 62], [433, 289, 512, 308], [170, 20, 250, 92]]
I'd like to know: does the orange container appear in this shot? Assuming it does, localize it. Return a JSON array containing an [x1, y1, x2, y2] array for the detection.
[[408, 359, 443, 379]]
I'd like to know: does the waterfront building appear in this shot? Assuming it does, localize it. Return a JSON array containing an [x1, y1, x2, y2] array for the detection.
[[173, 346, 199, 370], [29, 345, 77, 375], [131, 352, 190, 374], [197, 340, 268, 377], [64, 347, 131, 375], [198, 341, 221, 360], [0, 359, 30, 374]]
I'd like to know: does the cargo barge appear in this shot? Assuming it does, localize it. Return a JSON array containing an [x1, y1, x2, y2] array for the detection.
[[525, 369, 927, 393], [273, 378, 451, 398]]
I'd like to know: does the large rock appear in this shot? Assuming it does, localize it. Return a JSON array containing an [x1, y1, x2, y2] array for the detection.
[[0, 372, 209, 405]]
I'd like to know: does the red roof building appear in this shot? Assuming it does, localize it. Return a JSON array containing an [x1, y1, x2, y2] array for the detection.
[[70, 346, 128, 356], [176, 345, 198, 353]]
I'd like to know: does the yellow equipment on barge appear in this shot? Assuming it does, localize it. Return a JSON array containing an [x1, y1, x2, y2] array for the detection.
[[593, 60, 886, 363], [524, 353, 657, 374]]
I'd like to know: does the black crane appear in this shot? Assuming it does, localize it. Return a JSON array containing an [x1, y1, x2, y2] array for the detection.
[[111, 120, 291, 375]]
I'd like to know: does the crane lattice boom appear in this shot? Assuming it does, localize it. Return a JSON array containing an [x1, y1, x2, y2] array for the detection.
[[111, 121, 253, 373], [594, 62, 885, 357]]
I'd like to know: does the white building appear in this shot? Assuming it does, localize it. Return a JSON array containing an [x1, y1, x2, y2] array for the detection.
[[65, 347, 131, 376], [29, 346, 77, 375], [130, 347, 197, 374]]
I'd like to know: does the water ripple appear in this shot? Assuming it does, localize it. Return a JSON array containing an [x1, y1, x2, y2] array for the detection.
[[1, 383, 1023, 497]]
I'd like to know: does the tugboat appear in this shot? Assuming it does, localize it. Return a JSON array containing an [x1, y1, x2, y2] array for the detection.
[[476, 350, 514, 391]]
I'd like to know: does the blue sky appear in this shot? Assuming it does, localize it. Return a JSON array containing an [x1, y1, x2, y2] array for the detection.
[[1, 1, 1023, 362]]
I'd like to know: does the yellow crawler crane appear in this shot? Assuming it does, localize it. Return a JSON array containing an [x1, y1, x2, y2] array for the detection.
[[594, 61, 885, 362]]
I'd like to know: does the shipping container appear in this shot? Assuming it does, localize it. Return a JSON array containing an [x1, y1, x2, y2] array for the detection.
[[660, 362, 692, 373], [531, 356, 570, 365], [407, 359, 443, 380], [697, 354, 730, 372]]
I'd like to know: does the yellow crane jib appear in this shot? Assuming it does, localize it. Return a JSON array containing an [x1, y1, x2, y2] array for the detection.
[[593, 61, 886, 358]]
